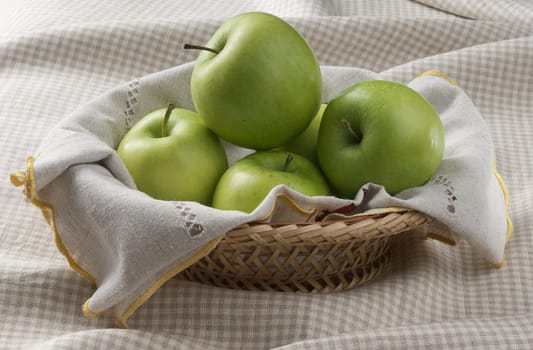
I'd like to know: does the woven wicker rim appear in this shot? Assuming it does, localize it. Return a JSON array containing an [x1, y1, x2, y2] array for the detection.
[[223, 210, 433, 245], [183, 210, 434, 292]]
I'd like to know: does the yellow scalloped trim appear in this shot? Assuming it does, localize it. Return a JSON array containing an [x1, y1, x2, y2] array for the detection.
[[493, 160, 513, 268], [244, 191, 319, 224], [116, 235, 223, 327], [82, 299, 102, 319], [10, 156, 96, 285], [415, 70, 459, 86], [425, 232, 457, 246], [10, 155, 227, 326]]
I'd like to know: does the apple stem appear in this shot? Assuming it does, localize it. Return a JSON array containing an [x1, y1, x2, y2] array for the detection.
[[284, 154, 294, 172], [183, 43, 219, 55], [161, 103, 176, 138], [341, 118, 363, 143]]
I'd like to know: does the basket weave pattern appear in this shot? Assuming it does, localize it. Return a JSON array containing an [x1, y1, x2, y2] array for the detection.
[[184, 210, 434, 292]]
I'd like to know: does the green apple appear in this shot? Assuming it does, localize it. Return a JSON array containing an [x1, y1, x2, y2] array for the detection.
[[317, 80, 445, 198], [212, 150, 330, 213], [280, 103, 326, 166], [117, 104, 228, 205], [185, 12, 322, 150]]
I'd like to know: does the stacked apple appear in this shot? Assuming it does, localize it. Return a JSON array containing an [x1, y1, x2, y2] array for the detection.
[[117, 12, 445, 214]]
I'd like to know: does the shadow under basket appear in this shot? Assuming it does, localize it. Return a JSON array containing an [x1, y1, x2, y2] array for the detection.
[[183, 210, 434, 293]]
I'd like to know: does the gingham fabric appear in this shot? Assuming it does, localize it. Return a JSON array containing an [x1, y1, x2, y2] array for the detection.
[[1, 1, 532, 349]]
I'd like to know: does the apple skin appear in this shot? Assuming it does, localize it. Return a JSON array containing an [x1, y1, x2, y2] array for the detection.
[[212, 150, 330, 213], [317, 80, 445, 198], [117, 107, 228, 205], [189, 12, 322, 150], [280, 103, 326, 166]]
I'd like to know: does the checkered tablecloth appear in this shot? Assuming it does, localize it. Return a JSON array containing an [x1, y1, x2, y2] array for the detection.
[[2, 1, 532, 349]]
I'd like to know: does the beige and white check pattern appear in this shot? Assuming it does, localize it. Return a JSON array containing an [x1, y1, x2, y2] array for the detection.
[[1, 0, 532, 349]]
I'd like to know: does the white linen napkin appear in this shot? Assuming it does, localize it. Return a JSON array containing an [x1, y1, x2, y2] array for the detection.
[[10, 63, 511, 326]]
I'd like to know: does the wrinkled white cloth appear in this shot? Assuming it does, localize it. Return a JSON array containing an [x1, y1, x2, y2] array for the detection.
[[11, 62, 510, 325]]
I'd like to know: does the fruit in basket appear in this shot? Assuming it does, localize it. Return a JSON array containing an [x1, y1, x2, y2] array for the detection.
[[212, 150, 329, 213], [280, 103, 326, 166], [185, 11, 322, 150], [317, 80, 445, 198], [117, 104, 228, 205]]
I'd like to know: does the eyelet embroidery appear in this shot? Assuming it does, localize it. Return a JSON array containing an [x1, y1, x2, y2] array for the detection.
[[124, 79, 140, 128], [429, 175, 458, 216], [175, 202, 204, 238]]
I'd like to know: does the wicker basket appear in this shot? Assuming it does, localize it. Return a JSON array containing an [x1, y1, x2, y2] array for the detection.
[[183, 210, 434, 293]]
